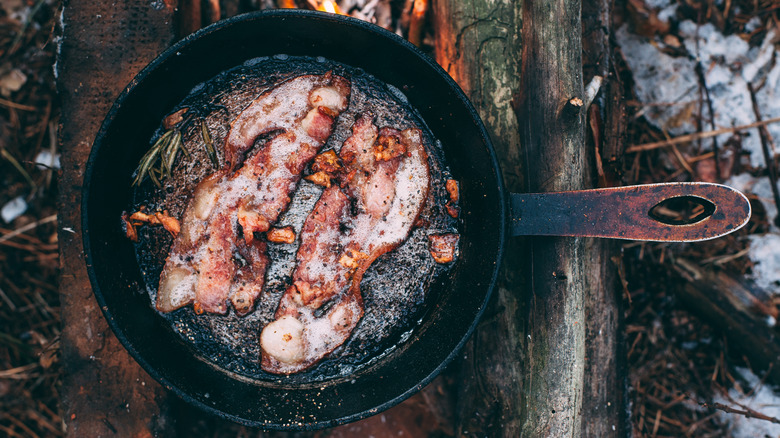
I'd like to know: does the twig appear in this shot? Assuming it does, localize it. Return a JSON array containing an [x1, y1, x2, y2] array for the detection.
[[701, 401, 780, 424], [0, 363, 38, 379], [748, 82, 780, 227], [0, 285, 17, 311], [1, 148, 36, 192], [0, 98, 37, 111], [672, 146, 695, 175], [694, 61, 721, 178], [0, 215, 57, 244], [583, 75, 604, 111], [627, 116, 780, 152], [700, 247, 750, 266]]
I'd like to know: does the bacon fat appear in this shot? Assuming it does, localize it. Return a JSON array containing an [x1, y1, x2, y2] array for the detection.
[[156, 74, 351, 315], [260, 114, 431, 374]]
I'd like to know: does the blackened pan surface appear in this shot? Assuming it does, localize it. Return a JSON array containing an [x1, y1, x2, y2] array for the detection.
[[133, 56, 458, 382], [83, 10, 505, 429]]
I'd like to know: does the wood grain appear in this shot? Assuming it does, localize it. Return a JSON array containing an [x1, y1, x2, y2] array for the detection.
[[432, 1, 525, 435], [57, 1, 177, 436]]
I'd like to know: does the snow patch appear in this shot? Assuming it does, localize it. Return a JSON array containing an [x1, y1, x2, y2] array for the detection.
[[746, 234, 780, 296], [1, 196, 27, 223], [714, 367, 780, 438], [34, 150, 60, 170], [616, 22, 780, 168]]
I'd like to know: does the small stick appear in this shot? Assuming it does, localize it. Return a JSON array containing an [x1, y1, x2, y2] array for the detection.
[[0, 285, 16, 311], [0, 98, 37, 111], [695, 61, 720, 177], [583, 75, 603, 111], [748, 82, 780, 227], [627, 116, 780, 152], [0, 214, 57, 244], [701, 401, 780, 424]]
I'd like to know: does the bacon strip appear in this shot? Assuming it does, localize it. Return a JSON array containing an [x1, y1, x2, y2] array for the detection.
[[260, 114, 430, 374], [156, 74, 350, 315]]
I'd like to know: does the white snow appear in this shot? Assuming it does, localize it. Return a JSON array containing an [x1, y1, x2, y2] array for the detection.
[[616, 22, 780, 168], [1, 196, 27, 223], [714, 367, 780, 438], [726, 173, 779, 230], [746, 234, 780, 296], [725, 173, 780, 296], [34, 150, 60, 170]]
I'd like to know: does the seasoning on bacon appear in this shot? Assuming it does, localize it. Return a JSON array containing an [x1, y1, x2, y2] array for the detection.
[[155, 73, 351, 316], [260, 113, 431, 374]]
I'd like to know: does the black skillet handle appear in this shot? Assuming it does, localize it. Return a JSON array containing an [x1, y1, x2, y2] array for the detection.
[[509, 182, 752, 242]]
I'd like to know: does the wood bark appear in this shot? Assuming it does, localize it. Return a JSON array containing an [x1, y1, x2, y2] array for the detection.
[[432, 1, 525, 436], [581, 0, 629, 436], [435, 0, 626, 436], [57, 1, 177, 436], [517, 1, 588, 436]]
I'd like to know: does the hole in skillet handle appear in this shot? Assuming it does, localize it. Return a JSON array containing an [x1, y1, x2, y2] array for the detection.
[[647, 195, 716, 226]]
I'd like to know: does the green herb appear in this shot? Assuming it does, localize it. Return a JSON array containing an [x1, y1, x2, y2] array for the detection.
[[201, 120, 218, 166], [132, 112, 218, 187]]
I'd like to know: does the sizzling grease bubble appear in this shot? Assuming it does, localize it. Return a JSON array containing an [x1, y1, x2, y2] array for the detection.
[[244, 56, 270, 67], [189, 81, 206, 95], [133, 56, 458, 382], [385, 84, 409, 104]]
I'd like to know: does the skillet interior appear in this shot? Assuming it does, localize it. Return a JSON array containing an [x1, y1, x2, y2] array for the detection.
[[83, 10, 506, 429]]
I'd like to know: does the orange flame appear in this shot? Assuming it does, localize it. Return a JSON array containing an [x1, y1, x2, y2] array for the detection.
[[317, 0, 343, 14]]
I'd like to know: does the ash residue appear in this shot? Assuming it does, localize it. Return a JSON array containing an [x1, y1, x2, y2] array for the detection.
[[131, 56, 457, 383]]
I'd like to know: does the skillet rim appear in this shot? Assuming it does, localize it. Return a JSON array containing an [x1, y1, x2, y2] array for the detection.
[[81, 9, 507, 429]]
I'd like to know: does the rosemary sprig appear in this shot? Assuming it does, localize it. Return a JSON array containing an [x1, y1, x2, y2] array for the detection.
[[132, 130, 174, 187], [201, 121, 218, 166], [132, 112, 219, 187]]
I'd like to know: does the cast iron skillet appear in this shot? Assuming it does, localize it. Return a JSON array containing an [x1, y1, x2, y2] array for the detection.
[[82, 10, 751, 430]]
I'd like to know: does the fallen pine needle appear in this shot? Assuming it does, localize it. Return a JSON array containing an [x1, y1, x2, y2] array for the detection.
[[0, 214, 57, 244]]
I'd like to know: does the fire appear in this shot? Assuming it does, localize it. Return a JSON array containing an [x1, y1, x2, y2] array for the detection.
[[316, 0, 343, 14]]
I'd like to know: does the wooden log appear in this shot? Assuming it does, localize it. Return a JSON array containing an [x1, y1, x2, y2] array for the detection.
[[581, 0, 629, 436], [673, 259, 780, 385], [435, 0, 628, 434], [432, 1, 525, 435], [57, 1, 177, 436], [516, 1, 589, 435]]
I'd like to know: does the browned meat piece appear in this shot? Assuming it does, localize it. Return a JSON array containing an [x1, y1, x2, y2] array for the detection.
[[446, 179, 459, 203], [445, 203, 459, 218], [156, 74, 351, 315], [230, 238, 268, 316], [428, 233, 459, 264], [260, 114, 431, 374], [445, 179, 459, 218], [123, 208, 181, 239], [266, 226, 296, 244]]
